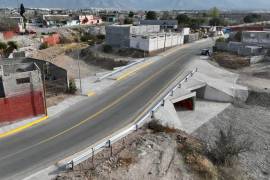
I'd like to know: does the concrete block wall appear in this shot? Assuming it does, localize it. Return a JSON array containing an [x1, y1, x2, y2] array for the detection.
[[2, 58, 68, 92], [242, 31, 270, 48], [2, 70, 43, 97], [105, 25, 131, 48], [215, 41, 265, 56], [0, 66, 45, 122], [106, 25, 161, 48], [184, 33, 199, 43], [0, 32, 4, 41], [130, 33, 183, 52]]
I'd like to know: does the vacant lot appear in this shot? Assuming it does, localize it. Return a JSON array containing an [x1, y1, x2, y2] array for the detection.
[[212, 52, 250, 69]]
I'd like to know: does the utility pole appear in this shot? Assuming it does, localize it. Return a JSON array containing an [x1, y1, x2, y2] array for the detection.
[[42, 63, 48, 116], [77, 49, 82, 95], [163, 32, 167, 52]]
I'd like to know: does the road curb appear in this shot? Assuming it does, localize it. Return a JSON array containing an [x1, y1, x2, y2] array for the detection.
[[0, 115, 49, 139]]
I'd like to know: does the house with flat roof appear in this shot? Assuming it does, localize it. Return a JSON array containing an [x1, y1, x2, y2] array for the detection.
[[0, 61, 45, 123], [140, 20, 178, 31]]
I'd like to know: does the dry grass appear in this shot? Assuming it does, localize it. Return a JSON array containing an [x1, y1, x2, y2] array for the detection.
[[117, 157, 134, 167], [177, 134, 218, 180], [148, 120, 177, 133], [212, 52, 250, 69]]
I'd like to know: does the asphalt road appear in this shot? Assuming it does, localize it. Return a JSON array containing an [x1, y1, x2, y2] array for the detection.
[[0, 39, 213, 179]]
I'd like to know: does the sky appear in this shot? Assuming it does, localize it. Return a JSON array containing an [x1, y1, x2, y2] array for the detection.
[[1, 0, 270, 10]]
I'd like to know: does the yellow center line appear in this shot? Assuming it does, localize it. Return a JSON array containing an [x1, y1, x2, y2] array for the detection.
[[116, 61, 154, 81], [0, 53, 184, 161]]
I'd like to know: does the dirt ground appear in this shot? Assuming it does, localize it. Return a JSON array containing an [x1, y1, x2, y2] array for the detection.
[[46, 94, 75, 107], [193, 59, 270, 180], [55, 126, 215, 180], [54, 56, 270, 180], [211, 52, 250, 69], [30, 43, 108, 79]]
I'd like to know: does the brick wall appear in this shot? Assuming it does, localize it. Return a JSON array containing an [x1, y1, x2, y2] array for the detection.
[[0, 91, 45, 123]]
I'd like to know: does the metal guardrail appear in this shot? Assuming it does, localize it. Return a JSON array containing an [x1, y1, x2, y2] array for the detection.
[[66, 67, 198, 169], [96, 58, 146, 82]]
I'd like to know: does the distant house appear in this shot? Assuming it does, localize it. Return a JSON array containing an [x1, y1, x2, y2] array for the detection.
[[43, 14, 102, 27], [105, 25, 160, 48], [105, 24, 184, 53], [140, 20, 178, 31], [105, 15, 117, 23], [43, 15, 78, 27], [0, 16, 25, 39], [130, 32, 184, 54], [79, 15, 102, 25], [242, 31, 270, 48]]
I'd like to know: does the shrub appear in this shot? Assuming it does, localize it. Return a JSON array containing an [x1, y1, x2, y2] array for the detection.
[[68, 79, 77, 94], [96, 34, 105, 40], [177, 134, 218, 179], [206, 125, 253, 166], [7, 41, 18, 50], [39, 43, 49, 50], [216, 37, 226, 43], [103, 44, 113, 53], [80, 34, 97, 42], [234, 31, 242, 42], [0, 42, 7, 50], [148, 120, 176, 133]]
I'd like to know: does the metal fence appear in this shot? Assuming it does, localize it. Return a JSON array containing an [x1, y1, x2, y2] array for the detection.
[[66, 67, 198, 169], [96, 58, 146, 82]]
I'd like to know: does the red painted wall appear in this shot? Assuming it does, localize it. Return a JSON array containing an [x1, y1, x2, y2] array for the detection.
[[3, 31, 15, 40], [0, 91, 45, 123], [42, 33, 60, 46]]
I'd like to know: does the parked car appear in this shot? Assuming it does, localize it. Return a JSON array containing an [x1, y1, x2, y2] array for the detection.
[[201, 49, 211, 56]]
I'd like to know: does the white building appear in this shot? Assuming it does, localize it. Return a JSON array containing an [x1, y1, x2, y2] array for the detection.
[[130, 32, 184, 53], [242, 31, 270, 48]]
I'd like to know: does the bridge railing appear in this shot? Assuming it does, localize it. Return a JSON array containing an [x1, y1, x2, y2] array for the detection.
[[66, 67, 198, 169]]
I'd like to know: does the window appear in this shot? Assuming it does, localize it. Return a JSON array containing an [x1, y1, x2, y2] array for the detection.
[[16, 77, 30, 84]]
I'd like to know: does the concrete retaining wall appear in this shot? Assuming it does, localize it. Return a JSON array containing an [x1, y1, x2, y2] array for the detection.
[[250, 55, 265, 64], [203, 85, 233, 102], [215, 41, 265, 56], [184, 33, 199, 43]]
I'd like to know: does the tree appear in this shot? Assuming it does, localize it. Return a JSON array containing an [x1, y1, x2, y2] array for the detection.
[[124, 18, 133, 24], [176, 14, 190, 26], [68, 79, 77, 94], [4, 41, 18, 57], [39, 43, 49, 50], [7, 41, 18, 50], [0, 42, 7, 57], [128, 11, 134, 18], [209, 17, 226, 26], [161, 11, 171, 20], [209, 7, 220, 18], [103, 44, 113, 53], [146, 11, 157, 20], [189, 18, 205, 30], [243, 14, 261, 23]]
